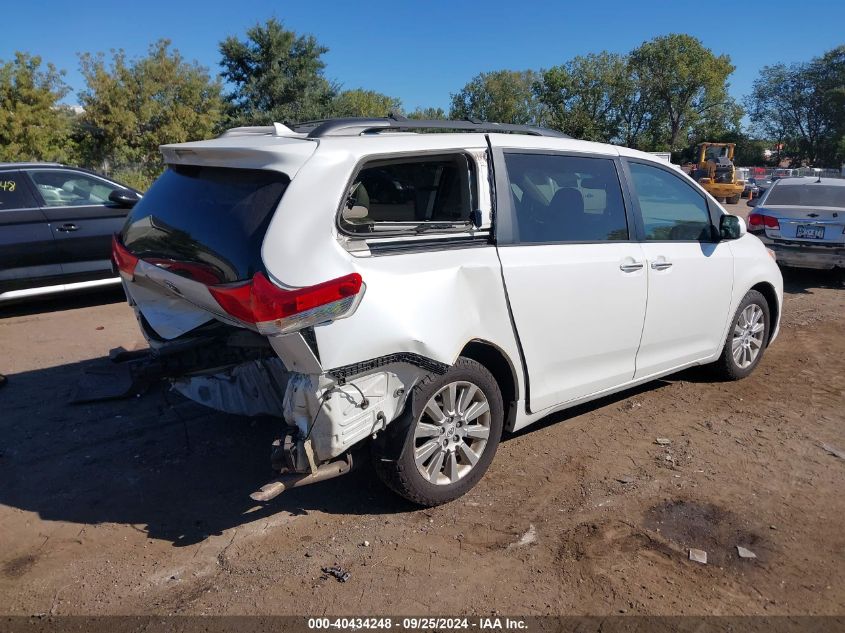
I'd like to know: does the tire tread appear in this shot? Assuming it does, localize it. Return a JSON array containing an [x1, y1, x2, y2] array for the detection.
[[373, 357, 503, 506]]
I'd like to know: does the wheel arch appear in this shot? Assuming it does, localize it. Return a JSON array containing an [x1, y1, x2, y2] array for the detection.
[[750, 281, 779, 345], [459, 339, 519, 430]]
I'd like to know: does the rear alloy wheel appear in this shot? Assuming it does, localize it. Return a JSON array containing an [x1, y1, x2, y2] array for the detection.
[[714, 289, 770, 380], [374, 357, 503, 506], [413, 381, 492, 485]]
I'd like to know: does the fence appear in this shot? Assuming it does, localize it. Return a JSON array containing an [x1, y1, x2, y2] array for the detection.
[[743, 166, 844, 179]]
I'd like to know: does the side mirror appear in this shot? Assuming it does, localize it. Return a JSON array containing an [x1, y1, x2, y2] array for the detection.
[[720, 214, 746, 240], [746, 198, 759, 207], [109, 188, 140, 208]]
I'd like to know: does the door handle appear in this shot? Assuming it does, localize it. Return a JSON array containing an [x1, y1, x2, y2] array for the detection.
[[619, 262, 644, 272], [56, 223, 79, 232], [651, 260, 673, 270]]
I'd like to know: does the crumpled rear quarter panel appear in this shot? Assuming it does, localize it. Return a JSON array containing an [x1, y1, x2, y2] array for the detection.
[[313, 248, 520, 373]]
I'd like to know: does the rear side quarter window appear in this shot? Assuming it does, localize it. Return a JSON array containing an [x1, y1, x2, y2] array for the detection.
[[339, 153, 477, 235], [0, 172, 37, 211]]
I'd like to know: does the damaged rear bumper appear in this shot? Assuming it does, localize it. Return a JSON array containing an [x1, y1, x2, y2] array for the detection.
[[172, 350, 439, 464]]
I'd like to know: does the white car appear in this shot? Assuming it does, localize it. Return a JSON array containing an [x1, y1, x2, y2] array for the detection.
[[112, 117, 783, 506]]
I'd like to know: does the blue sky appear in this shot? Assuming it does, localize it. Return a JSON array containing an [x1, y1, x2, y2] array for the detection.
[[3, 0, 843, 113]]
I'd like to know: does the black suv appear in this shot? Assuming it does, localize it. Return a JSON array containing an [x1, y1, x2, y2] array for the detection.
[[0, 163, 141, 303]]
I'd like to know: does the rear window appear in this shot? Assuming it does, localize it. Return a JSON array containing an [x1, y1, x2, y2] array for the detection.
[[122, 166, 288, 283], [765, 184, 845, 207]]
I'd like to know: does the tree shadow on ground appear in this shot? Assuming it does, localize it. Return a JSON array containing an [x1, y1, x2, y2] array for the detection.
[[0, 356, 417, 548]]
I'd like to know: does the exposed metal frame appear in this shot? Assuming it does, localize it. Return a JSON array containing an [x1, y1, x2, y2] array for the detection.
[[293, 115, 570, 139]]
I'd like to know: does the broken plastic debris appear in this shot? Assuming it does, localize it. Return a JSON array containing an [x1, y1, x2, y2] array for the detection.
[[616, 475, 635, 484], [508, 524, 537, 549], [362, 540, 370, 547], [689, 548, 708, 564], [321, 565, 350, 582], [736, 546, 757, 559], [820, 443, 845, 461], [655, 438, 671, 446]]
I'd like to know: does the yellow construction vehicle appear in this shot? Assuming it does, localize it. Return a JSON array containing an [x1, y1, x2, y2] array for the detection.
[[692, 142, 745, 204]]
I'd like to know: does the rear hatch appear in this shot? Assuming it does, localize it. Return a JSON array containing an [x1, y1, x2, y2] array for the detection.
[[116, 136, 316, 341]]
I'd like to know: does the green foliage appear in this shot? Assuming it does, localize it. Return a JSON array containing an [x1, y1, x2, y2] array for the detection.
[[407, 107, 447, 120], [748, 45, 844, 166], [332, 89, 402, 118], [110, 168, 156, 192], [449, 70, 542, 125], [5, 28, 841, 177], [629, 34, 738, 150], [0, 52, 73, 162], [536, 52, 630, 142], [220, 18, 336, 125], [78, 39, 223, 183]]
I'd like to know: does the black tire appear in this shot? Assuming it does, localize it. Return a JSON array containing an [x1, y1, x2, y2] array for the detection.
[[713, 289, 770, 380], [727, 195, 741, 204], [373, 357, 504, 506]]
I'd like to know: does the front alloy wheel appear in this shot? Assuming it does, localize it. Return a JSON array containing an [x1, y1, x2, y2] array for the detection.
[[731, 304, 765, 369], [714, 289, 770, 380]]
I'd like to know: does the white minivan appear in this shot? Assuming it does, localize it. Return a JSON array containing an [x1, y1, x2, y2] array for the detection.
[[112, 117, 783, 506]]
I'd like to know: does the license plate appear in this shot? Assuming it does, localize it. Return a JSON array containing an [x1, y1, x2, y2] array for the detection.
[[796, 224, 825, 239]]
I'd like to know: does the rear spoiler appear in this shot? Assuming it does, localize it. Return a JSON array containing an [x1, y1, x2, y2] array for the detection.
[[159, 134, 317, 176]]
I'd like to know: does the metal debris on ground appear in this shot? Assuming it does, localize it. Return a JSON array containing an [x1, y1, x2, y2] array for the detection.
[[736, 546, 757, 559], [616, 475, 635, 484], [820, 443, 845, 461], [689, 548, 708, 564], [321, 565, 351, 583], [655, 438, 671, 446]]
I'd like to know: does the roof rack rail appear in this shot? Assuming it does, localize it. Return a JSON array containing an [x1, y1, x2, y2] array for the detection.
[[294, 115, 569, 139]]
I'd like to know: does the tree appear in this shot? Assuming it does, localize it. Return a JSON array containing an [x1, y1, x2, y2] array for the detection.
[[78, 40, 222, 187], [79, 43, 222, 187], [809, 45, 845, 164], [449, 70, 542, 125], [629, 34, 737, 150], [407, 107, 447, 120], [615, 58, 665, 150], [220, 18, 336, 125], [0, 52, 73, 162], [332, 89, 402, 117], [746, 47, 845, 166], [536, 53, 630, 142]]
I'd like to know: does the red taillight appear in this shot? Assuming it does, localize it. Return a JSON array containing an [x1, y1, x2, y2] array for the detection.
[[747, 213, 779, 231], [208, 271, 364, 335], [111, 234, 139, 277]]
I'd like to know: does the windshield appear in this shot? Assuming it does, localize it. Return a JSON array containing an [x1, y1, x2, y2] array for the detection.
[[765, 184, 845, 208], [122, 165, 289, 283]]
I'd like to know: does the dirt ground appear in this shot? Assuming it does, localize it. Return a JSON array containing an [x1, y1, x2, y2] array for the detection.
[[1, 203, 844, 616]]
